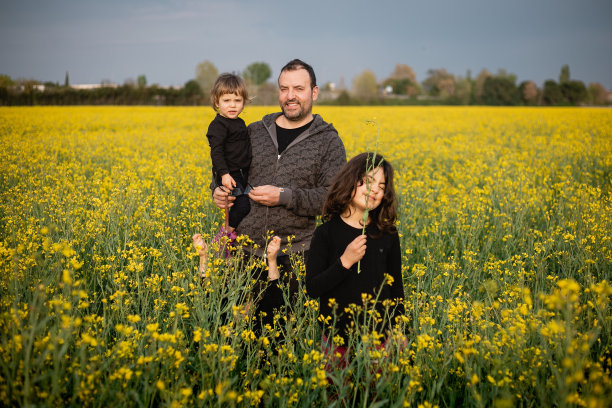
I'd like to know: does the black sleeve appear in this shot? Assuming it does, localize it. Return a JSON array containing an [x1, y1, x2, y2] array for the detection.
[[305, 225, 352, 299], [206, 118, 229, 177]]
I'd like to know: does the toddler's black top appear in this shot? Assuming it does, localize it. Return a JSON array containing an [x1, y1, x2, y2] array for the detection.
[[206, 114, 251, 178]]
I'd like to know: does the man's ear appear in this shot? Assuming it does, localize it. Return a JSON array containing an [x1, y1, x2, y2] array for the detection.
[[312, 86, 319, 102]]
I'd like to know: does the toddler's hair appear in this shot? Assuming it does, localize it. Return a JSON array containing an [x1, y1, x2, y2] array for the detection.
[[323, 152, 397, 234], [210, 73, 249, 110]]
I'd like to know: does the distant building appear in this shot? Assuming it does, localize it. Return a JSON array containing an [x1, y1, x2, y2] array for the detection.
[[70, 83, 118, 90]]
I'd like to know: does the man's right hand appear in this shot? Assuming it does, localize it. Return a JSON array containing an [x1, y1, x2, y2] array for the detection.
[[213, 186, 236, 209]]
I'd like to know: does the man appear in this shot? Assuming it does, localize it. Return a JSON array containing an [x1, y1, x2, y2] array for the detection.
[[212, 59, 346, 326]]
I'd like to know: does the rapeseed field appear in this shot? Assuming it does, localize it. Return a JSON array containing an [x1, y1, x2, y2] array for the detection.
[[0, 106, 610, 407]]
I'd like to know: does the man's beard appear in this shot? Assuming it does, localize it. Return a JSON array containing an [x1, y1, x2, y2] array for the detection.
[[281, 99, 311, 121]]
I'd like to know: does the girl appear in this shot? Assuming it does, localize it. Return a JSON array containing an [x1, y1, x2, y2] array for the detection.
[[305, 152, 405, 362]]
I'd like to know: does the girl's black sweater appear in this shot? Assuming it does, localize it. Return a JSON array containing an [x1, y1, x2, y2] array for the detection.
[[305, 215, 405, 341]]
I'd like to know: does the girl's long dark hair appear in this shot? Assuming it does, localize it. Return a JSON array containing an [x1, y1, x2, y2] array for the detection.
[[322, 152, 397, 235]]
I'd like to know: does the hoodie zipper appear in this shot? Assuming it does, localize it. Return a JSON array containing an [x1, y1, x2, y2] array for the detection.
[[261, 115, 326, 246], [275, 154, 281, 174]]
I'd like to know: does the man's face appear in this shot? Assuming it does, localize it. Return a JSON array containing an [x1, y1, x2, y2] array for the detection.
[[278, 68, 319, 121]]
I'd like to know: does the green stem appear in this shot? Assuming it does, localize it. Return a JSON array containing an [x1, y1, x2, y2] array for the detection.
[[357, 120, 381, 274]]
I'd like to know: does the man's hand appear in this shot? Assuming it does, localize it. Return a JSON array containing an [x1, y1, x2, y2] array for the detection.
[[248, 185, 281, 207], [213, 186, 235, 209]]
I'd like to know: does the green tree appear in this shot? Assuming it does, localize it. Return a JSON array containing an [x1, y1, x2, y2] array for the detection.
[[542, 80, 562, 105], [123, 78, 136, 88], [559, 64, 570, 84], [481, 77, 519, 105], [382, 64, 419, 96], [390, 64, 416, 81], [453, 75, 473, 105], [0, 74, 14, 104], [382, 78, 411, 95], [587, 82, 608, 105], [422, 68, 455, 98], [519, 80, 538, 105], [494, 68, 517, 84], [472, 69, 492, 103], [182, 79, 203, 105], [137, 75, 147, 88], [335, 90, 353, 105], [243, 62, 271, 86], [352, 70, 378, 102], [64, 71, 70, 87], [560, 80, 587, 105], [195, 60, 219, 96], [0, 74, 14, 88]]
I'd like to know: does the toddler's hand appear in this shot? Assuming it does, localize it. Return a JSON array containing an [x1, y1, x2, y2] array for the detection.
[[221, 174, 236, 192], [340, 234, 366, 269]]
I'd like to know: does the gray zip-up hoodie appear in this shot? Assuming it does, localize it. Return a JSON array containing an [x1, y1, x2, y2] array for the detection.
[[237, 112, 346, 255]]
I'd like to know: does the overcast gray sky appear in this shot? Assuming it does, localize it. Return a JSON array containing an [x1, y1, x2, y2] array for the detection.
[[1, 0, 611, 89]]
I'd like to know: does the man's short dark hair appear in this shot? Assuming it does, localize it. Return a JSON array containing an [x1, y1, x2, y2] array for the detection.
[[279, 59, 317, 88]]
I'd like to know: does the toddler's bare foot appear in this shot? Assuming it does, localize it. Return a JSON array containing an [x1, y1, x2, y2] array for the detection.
[[192, 233, 208, 278], [266, 236, 281, 281]]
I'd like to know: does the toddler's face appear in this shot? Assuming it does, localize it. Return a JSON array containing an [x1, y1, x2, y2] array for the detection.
[[216, 93, 244, 119]]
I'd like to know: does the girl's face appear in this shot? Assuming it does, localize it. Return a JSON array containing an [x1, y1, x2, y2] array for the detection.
[[216, 93, 244, 119], [350, 167, 386, 212]]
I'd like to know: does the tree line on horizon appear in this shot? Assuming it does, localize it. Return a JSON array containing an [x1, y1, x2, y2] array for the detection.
[[0, 61, 609, 106]]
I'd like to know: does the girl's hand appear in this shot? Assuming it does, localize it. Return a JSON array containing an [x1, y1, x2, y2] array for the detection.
[[340, 234, 366, 269]]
